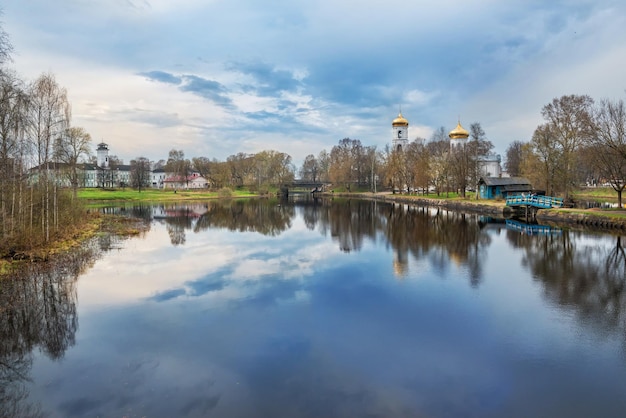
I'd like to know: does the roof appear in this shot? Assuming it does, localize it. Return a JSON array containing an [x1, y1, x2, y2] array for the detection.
[[479, 176, 531, 187], [392, 112, 409, 127], [448, 121, 469, 139]]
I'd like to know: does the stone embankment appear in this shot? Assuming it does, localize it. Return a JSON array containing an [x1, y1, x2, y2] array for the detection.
[[370, 194, 510, 216], [536, 210, 626, 230], [334, 192, 626, 231]]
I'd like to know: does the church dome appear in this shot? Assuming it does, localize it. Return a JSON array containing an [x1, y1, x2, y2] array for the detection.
[[448, 121, 469, 139], [392, 113, 409, 127]]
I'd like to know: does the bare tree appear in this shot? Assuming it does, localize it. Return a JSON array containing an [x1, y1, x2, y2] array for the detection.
[[427, 139, 451, 196], [54, 126, 91, 197], [530, 124, 562, 195], [505, 140, 525, 177], [130, 157, 151, 191], [449, 142, 470, 197], [328, 138, 366, 191], [0, 69, 28, 242], [27, 73, 69, 242], [0, 10, 13, 65], [382, 147, 407, 193], [166, 149, 191, 188], [540, 94, 594, 198], [406, 139, 430, 194], [254, 150, 294, 189], [317, 150, 330, 182], [430, 126, 448, 142], [467, 122, 494, 199], [299, 154, 319, 182], [226, 152, 254, 188], [588, 98, 626, 207]]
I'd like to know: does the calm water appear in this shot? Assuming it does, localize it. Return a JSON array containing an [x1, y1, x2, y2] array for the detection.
[[2, 197, 626, 418]]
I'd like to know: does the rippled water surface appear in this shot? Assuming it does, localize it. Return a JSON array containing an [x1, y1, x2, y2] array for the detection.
[[2, 197, 626, 417]]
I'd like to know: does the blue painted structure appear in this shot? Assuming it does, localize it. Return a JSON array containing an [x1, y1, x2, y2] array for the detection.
[[505, 219, 562, 236], [505, 194, 564, 209], [478, 177, 532, 199]]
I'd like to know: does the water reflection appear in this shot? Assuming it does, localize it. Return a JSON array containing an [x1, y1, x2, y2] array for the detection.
[[135, 198, 626, 340], [4, 198, 626, 417], [0, 240, 103, 418], [514, 231, 626, 331]]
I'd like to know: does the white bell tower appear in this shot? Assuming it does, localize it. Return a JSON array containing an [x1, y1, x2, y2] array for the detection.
[[392, 112, 409, 152]]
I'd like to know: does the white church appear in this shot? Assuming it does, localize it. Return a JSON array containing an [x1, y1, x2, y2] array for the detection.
[[390, 112, 503, 178]]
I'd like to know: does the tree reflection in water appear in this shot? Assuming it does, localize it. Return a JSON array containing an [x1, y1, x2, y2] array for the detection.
[[508, 229, 626, 336], [4, 198, 625, 416], [298, 199, 491, 284], [113, 198, 626, 340], [0, 239, 108, 417]]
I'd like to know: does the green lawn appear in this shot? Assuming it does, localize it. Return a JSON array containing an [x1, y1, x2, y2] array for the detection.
[[77, 188, 256, 202], [572, 187, 620, 201]]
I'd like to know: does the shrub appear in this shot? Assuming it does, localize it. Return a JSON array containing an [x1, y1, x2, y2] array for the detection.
[[218, 187, 233, 198]]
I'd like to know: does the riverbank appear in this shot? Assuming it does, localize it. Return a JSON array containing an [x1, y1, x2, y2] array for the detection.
[[77, 188, 256, 204], [332, 191, 626, 231], [80, 187, 626, 230], [0, 212, 150, 277]]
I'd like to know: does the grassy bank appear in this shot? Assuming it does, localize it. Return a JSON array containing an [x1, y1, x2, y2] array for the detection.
[[571, 186, 620, 201], [77, 187, 257, 203], [0, 211, 150, 277]]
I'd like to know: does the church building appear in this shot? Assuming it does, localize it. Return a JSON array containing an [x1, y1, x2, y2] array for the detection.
[[391, 112, 409, 152]]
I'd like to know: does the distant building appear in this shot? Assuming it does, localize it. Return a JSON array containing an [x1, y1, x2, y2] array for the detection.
[[478, 153, 502, 178], [392, 112, 409, 152], [163, 172, 208, 189], [29, 142, 164, 189], [447, 120, 503, 179], [448, 120, 469, 149]]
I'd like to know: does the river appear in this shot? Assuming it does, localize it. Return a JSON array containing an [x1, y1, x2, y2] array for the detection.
[[1, 196, 626, 417]]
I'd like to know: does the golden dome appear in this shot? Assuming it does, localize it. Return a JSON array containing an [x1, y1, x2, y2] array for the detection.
[[392, 112, 409, 127], [449, 121, 469, 139]]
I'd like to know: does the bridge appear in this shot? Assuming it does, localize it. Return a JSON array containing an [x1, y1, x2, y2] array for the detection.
[[278, 180, 330, 196], [505, 194, 564, 209], [505, 194, 563, 221], [290, 180, 328, 190]]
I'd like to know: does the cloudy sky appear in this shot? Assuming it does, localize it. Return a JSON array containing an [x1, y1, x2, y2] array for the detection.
[[3, 0, 626, 166]]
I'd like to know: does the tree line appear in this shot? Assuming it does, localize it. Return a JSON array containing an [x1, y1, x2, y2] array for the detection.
[[505, 94, 626, 206], [0, 24, 92, 257], [132, 94, 625, 209]]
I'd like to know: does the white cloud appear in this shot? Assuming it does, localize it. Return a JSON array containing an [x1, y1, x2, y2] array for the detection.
[[3, 0, 626, 161]]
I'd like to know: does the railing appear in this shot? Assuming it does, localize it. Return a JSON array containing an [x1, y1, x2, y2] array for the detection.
[[505, 194, 564, 209], [505, 219, 562, 235]]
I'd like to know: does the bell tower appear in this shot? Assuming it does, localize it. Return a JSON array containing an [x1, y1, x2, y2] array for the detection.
[[97, 142, 110, 168], [392, 112, 409, 152]]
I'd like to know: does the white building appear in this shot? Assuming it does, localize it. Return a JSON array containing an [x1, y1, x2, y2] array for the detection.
[[448, 120, 502, 177], [392, 112, 409, 152]]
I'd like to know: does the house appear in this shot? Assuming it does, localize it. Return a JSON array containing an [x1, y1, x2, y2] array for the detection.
[[163, 172, 208, 189], [151, 167, 166, 188], [478, 177, 532, 199]]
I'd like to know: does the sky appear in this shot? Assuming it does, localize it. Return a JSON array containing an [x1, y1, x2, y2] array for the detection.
[[3, 0, 626, 167]]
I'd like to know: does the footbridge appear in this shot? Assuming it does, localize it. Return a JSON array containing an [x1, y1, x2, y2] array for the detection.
[[505, 194, 563, 221], [505, 194, 564, 209], [279, 180, 331, 196]]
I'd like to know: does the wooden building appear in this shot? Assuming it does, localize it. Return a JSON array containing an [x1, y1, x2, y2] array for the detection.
[[478, 177, 532, 199]]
